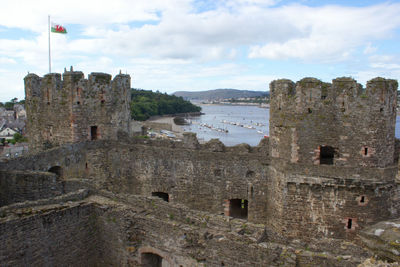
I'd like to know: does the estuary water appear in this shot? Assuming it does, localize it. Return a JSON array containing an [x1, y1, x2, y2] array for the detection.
[[181, 105, 269, 146], [181, 104, 400, 146]]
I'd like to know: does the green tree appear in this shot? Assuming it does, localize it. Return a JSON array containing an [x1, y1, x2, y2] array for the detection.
[[130, 88, 201, 121], [10, 133, 27, 144]]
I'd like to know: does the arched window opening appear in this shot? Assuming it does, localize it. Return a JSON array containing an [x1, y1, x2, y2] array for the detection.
[[152, 192, 169, 202], [141, 252, 162, 267], [48, 166, 63, 178], [228, 199, 248, 219]]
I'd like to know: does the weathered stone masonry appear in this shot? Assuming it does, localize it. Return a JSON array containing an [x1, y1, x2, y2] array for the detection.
[[24, 69, 130, 152], [1, 71, 400, 266], [268, 77, 399, 241]]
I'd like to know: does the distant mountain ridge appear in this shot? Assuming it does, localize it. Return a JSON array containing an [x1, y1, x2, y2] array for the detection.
[[173, 89, 269, 100]]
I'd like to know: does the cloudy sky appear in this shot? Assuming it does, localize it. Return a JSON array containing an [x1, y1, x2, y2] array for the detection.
[[1, 0, 400, 102]]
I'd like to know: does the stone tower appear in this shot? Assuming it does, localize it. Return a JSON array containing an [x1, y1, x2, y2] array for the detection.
[[269, 77, 397, 167], [24, 68, 131, 152], [267, 77, 399, 241]]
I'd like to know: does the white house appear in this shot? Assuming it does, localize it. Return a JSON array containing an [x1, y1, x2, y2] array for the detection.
[[0, 127, 18, 140]]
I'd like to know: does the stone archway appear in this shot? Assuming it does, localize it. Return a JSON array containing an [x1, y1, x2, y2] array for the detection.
[[139, 247, 173, 267], [48, 166, 63, 178]]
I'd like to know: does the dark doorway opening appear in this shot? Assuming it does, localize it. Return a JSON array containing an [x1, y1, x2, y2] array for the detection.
[[90, 126, 98, 140], [48, 166, 62, 177], [152, 192, 169, 202], [141, 253, 162, 267], [229, 199, 248, 219], [320, 146, 334, 165]]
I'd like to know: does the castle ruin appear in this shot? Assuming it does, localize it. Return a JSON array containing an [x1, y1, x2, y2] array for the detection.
[[1, 70, 400, 266]]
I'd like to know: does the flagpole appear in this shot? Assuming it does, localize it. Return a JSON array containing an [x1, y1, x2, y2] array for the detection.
[[48, 15, 51, 73]]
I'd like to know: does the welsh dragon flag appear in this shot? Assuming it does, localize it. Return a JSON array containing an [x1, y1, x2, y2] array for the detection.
[[51, 23, 67, 34]]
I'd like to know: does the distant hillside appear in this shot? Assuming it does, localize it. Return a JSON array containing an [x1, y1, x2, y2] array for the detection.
[[173, 89, 269, 100]]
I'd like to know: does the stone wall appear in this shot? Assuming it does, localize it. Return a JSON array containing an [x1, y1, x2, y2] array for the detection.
[[0, 138, 270, 224], [24, 70, 131, 152], [0, 170, 64, 207], [1, 134, 399, 242], [0, 203, 99, 267], [269, 164, 397, 241], [91, 192, 369, 267], [0, 191, 371, 267]]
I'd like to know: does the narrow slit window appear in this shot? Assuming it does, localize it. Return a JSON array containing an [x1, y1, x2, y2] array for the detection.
[[347, 218, 352, 229], [360, 196, 365, 203], [90, 126, 98, 140], [364, 147, 368, 156]]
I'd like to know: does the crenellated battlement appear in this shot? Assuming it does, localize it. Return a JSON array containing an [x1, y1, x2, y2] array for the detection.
[[25, 69, 130, 105], [24, 68, 131, 152], [271, 77, 397, 114]]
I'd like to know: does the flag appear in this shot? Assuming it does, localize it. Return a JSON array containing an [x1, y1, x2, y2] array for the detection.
[[51, 23, 67, 34]]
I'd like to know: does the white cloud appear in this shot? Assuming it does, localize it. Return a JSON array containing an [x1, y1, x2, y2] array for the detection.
[[0, 0, 183, 32], [0, 70, 26, 102], [363, 43, 377, 54], [3, 1, 398, 64], [0, 1, 400, 102], [248, 3, 400, 62], [351, 53, 400, 85], [368, 54, 400, 70], [0, 57, 16, 64]]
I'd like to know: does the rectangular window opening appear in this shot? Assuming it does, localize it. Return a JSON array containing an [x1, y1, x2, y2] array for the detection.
[[320, 146, 334, 165], [229, 199, 248, 219], [364, 147, 368, 156], [90, 126, 98, 140]]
